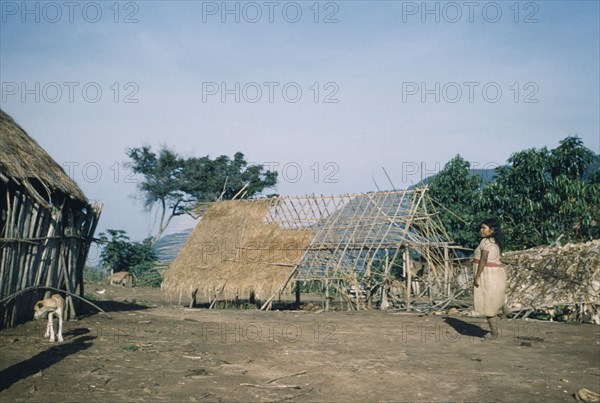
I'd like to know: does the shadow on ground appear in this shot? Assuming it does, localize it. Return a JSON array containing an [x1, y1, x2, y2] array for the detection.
[[81, 300, 150, 315], [443, 317, 487, 338], [0, 333, 96, 391]]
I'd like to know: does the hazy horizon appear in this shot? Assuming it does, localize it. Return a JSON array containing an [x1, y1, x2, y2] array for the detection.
[[2, 1, 598, 252]]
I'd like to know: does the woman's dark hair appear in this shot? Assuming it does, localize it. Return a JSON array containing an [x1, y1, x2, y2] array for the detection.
[[481, 218, 504, 252]]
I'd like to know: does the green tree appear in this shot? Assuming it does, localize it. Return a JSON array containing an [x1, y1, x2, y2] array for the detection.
[[427, 155, 482, 248], [476, 147, 552, 248], [98, 229, 134, 273], [588, 167, 600, 185], [127, 146, 278, 242], [550, 136, 595, 180], [98, 229, 159, 286], [180, 152, 278, 201], [477, 136, 599, 249], [126, 146, 186, 241]]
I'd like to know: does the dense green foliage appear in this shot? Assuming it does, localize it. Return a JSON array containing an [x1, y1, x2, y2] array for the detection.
[[427, 155, 483, 248], [127, 146, 278, 241], [98, 229, 161, 287], [426, 136, 599, 251]]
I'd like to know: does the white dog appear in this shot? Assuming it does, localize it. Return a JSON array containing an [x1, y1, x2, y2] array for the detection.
[[33, 294, 64, 342]]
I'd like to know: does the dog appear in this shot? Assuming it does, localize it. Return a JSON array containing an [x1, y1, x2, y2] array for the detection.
[[33, 294, 64, 342]]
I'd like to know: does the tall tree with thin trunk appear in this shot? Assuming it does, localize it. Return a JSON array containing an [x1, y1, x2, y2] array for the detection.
[[127, 146, 278, 242]]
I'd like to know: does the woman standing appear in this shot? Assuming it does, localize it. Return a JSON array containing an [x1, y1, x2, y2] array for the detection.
[[473, 218, 506, 340]]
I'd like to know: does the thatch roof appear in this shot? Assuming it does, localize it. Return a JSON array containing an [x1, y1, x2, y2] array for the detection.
[[0, 109, 87, 204], [163, 190, 457, 305], [109, 271, 134, 281], [503, 240, 600, 308], [162, 200, 312, 301]]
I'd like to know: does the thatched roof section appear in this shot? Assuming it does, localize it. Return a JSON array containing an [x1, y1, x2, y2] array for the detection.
[[0, 109, 87, 204], [109, 271, 134, 282], [163, 190, 459, 307], [503, 240, 600, 308], [162, 200, 312, 301]]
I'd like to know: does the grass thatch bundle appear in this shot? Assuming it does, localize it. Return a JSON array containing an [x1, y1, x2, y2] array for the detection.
[[503, 240, 600, 309], [162, 200, 312, 302], [0, 110, 87, 205]]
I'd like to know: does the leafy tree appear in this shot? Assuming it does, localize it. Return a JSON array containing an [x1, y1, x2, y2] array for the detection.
[[126, 147, 186, 241], [425, 137, 598, 251], [98, 229, 134, 273], [589, 167, 600, 185], [180, 152, 278, 201], [549, 136, 595, 180], [127, 146, 278, 242], [476, 136, 599, 249], [426, 155, 482, 248], [98, 229, 158, 280], [476, 147, 552, 248]]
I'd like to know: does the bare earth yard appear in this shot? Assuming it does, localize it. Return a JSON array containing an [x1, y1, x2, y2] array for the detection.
[[1, 286, 599, 402]]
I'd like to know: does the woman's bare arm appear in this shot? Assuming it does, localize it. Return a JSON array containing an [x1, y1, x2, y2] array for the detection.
[[474, 249, 489, 287]]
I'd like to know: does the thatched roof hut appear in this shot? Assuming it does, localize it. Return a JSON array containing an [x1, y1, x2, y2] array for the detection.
[[0, 109, 101, 328], [163, 190, 460, 310], [109, 271, 135, 287]]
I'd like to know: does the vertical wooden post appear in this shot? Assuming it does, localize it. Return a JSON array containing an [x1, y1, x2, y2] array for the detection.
[[325, 280, 330, 312], [444, 246, 450, 297], [380, 251, 390, 310], [427, 260, 433, 304], [295, 281, 301, 306], [190, 289, 197, 308], [404, 248, 411, 310], [402, 252, 406, 278], [366, 257, 372, 309]]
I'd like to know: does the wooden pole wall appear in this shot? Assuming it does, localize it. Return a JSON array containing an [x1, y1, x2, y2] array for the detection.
[[0, 182, 101, 329]]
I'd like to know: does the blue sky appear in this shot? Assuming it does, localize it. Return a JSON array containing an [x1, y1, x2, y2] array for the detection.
[[1, 1, 599, 252]]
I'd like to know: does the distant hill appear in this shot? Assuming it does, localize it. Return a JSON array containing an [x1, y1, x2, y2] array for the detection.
[[584, 155, 600, 180], [411, 154, 599, 189], [153, 228, 193, 262]]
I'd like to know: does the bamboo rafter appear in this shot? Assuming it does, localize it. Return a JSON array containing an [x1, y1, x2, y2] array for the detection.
[[164, 188, 467, 311]]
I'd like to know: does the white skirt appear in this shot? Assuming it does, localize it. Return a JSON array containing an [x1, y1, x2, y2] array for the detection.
[[474, 266, 506, 317]]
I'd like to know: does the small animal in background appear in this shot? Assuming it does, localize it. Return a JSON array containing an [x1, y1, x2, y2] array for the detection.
[[33, 294, 64, 342]]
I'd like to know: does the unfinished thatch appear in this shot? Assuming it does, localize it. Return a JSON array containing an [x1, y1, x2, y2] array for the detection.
[[502, 240, 600, 311], [162, 200, 313, 302], [0, 109, 101, 328], [163, 189, 462, 310]]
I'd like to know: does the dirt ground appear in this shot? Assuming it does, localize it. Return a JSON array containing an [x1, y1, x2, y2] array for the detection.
[[1, 286, 599, 402]]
